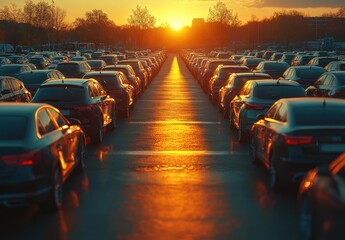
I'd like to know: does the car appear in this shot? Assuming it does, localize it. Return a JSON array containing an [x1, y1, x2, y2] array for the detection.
[[83, 71, 134, 118], [218, 73, 272, 118], [0, 64, 32, 78], [99, 54, 118, 65], [102, 64, 142, 99], [0, 76, 32, 102], [31, 79, 116, 144], [28, 56, 50, 69], [307, 57, 339, 68], [324, 60, 345, 71], [7, 55, 28, 64], [280, 66, 326, 89], [0, 103, 86, 211], [240, 57, 264, 71], [253, 61, 290, 79], [17, 69, 65, 97], [118, 60, 148, 91], [229, 79, 306, 142], [0, 57, 11, 66], [70, 56, 87, 61], [250, 97, 345, 190], [291, 55, 315, 66], [298, 152, 345, 240], [279, 53, 296, 64], [208, 65, 251, 105], [86, 60, 107, 71], [55, 61, 91, 78], [305, 71, 345, 98]]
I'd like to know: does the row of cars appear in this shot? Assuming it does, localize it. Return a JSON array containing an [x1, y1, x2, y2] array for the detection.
[[0, 50, 167, 213], [181, 49, 345, 239]]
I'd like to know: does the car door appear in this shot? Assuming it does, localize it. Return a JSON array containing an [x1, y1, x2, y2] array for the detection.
[[37, 108, 69, 179], [92, 82, 111, 127], [47, 107, 78, 173], [233, 83, 251, 127]]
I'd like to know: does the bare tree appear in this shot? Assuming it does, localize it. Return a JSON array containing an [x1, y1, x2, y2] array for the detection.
[[207, 0, 240, 27], [0, 3, 23, 22], [127, 5, 156, 30]]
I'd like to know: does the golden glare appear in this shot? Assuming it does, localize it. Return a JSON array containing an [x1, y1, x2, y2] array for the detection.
[[170, 19, 183, 31]]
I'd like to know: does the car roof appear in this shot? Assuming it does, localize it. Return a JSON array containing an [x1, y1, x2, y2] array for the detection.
[[19, 70, 55, 75], [279, 97, 345, 108], [251, 79, 300, 86], [84, 71, 119, 76], [233, 73, 271, 78], [40, 78, 91, 86], [0, 102, 50, 114], [289, 66, 325, 70]]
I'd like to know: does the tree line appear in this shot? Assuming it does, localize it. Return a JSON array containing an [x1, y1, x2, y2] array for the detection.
[[0, 0, 344, 51]]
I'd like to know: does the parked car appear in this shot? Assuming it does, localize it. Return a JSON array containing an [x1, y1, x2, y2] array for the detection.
[[0, 57, 11, 66], [250, 97, 345, 191], [230, 79, 306, 142], [17, 69, 65, 97], [70, 56, 87, 61], [253, 61, 290, 79], [280, 66, 326, 88], [31, 79, 116, 144], [28, 56, 50, 69], [298, 152, 345, 240], [55, 61, 91, 78], [99, 54, 118, 65], [279, 53, 296, 64], [305, 71, 345, 98], [102, 64, 142, 99], [240, 57, 264, 71], [291, 55, 315, 66], [208, 65, 250, 105], [0, 64, 32, 78], [87, 60, 107, 71], [83, 71, 134, 118], [324, 60, 345, 71], [118, 60, 148, 91], [0, 103, 86, 211], [218, 73, 271, 118], [307, 57, 339, 68], [7, 55, 28, 64], [0, 76, 32, 102]]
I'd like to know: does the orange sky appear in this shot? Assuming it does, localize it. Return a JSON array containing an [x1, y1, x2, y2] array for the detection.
[[1, 0, 343, 27]]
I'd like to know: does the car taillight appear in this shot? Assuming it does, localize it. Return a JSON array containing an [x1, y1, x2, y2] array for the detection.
[[284, 135, 313, 145], [245, 102, 267, 110], [1, 151, 41, 166]]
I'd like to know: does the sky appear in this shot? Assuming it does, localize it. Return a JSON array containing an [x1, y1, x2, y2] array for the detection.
[[1, 0, 344, 28]]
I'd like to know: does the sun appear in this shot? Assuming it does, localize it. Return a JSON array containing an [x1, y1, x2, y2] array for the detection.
[[170, 19, 183, 31]]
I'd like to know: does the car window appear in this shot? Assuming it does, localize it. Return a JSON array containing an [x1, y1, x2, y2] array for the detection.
[[274, 103, 287, 122], [324, 75, 333, 86], [37, 109, 57, 135], [1, 79, 11, 92], [47, 108, 68, 128], [254, 85, 305, 100], [293, 106, 345, 126], [266, 103, 280, 119], [95, 82, 107, 96], [8, 79, 20, 91]]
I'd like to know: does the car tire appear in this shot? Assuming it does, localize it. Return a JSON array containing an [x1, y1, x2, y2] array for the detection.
[[74, 139, 86, 174], [299, 195, 314, 240], [269, 151, 283, 191], [249, 135, 260, 165], [40, 166, 63, 212], [229, 109, 235, 130], [92, 118, 104, 144], [237, 118, 248, 143], [108, 107, 116, 131]]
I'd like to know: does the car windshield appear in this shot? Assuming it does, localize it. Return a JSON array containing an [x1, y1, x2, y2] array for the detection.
[[88, 75, 121, 89], [33, 85, 85, 102], [0, 116, 28, 140], [293, 106, 345, 126], [254, 85, 305, 100], [296, 68, 325, 79], [0, 66, 21, 74]]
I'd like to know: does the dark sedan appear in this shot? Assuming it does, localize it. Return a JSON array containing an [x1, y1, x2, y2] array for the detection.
[[31, 79, 116, 144], [0, 64, 32, 78], [305, 71, 345, 98], [55, 61, 91, 78], [298, 152, 345, 240], [0, 76, 32, 102], [280, 66, 326, 89], [250, 97, 345, 190], [253, 61, 290, 79], [0, 103, 86, 212], [83, 71, 134, 118]]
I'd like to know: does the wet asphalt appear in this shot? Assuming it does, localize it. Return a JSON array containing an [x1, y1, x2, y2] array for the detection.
[[1, 54, 298, 240]]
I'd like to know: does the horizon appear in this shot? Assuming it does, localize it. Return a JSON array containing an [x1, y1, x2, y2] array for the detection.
[[0, 0, 344, 28]]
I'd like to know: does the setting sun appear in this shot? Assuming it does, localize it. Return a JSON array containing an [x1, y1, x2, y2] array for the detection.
[[170, 19, 183, 31]]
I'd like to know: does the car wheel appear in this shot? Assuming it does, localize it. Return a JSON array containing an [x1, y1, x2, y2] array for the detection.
[[74, 139, 86, 174], [299, 195, 314, 240], [249, 134, 260, 165], [92, 118, 104, 144], [229, 109, 235, 130], [269, 151, 282, 191], [108, 107, 116, 131], [40, 166, 63, 212], [237, 118, 248, 143]]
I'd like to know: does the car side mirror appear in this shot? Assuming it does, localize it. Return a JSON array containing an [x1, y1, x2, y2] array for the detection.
[[256, 113, 265, 121]]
